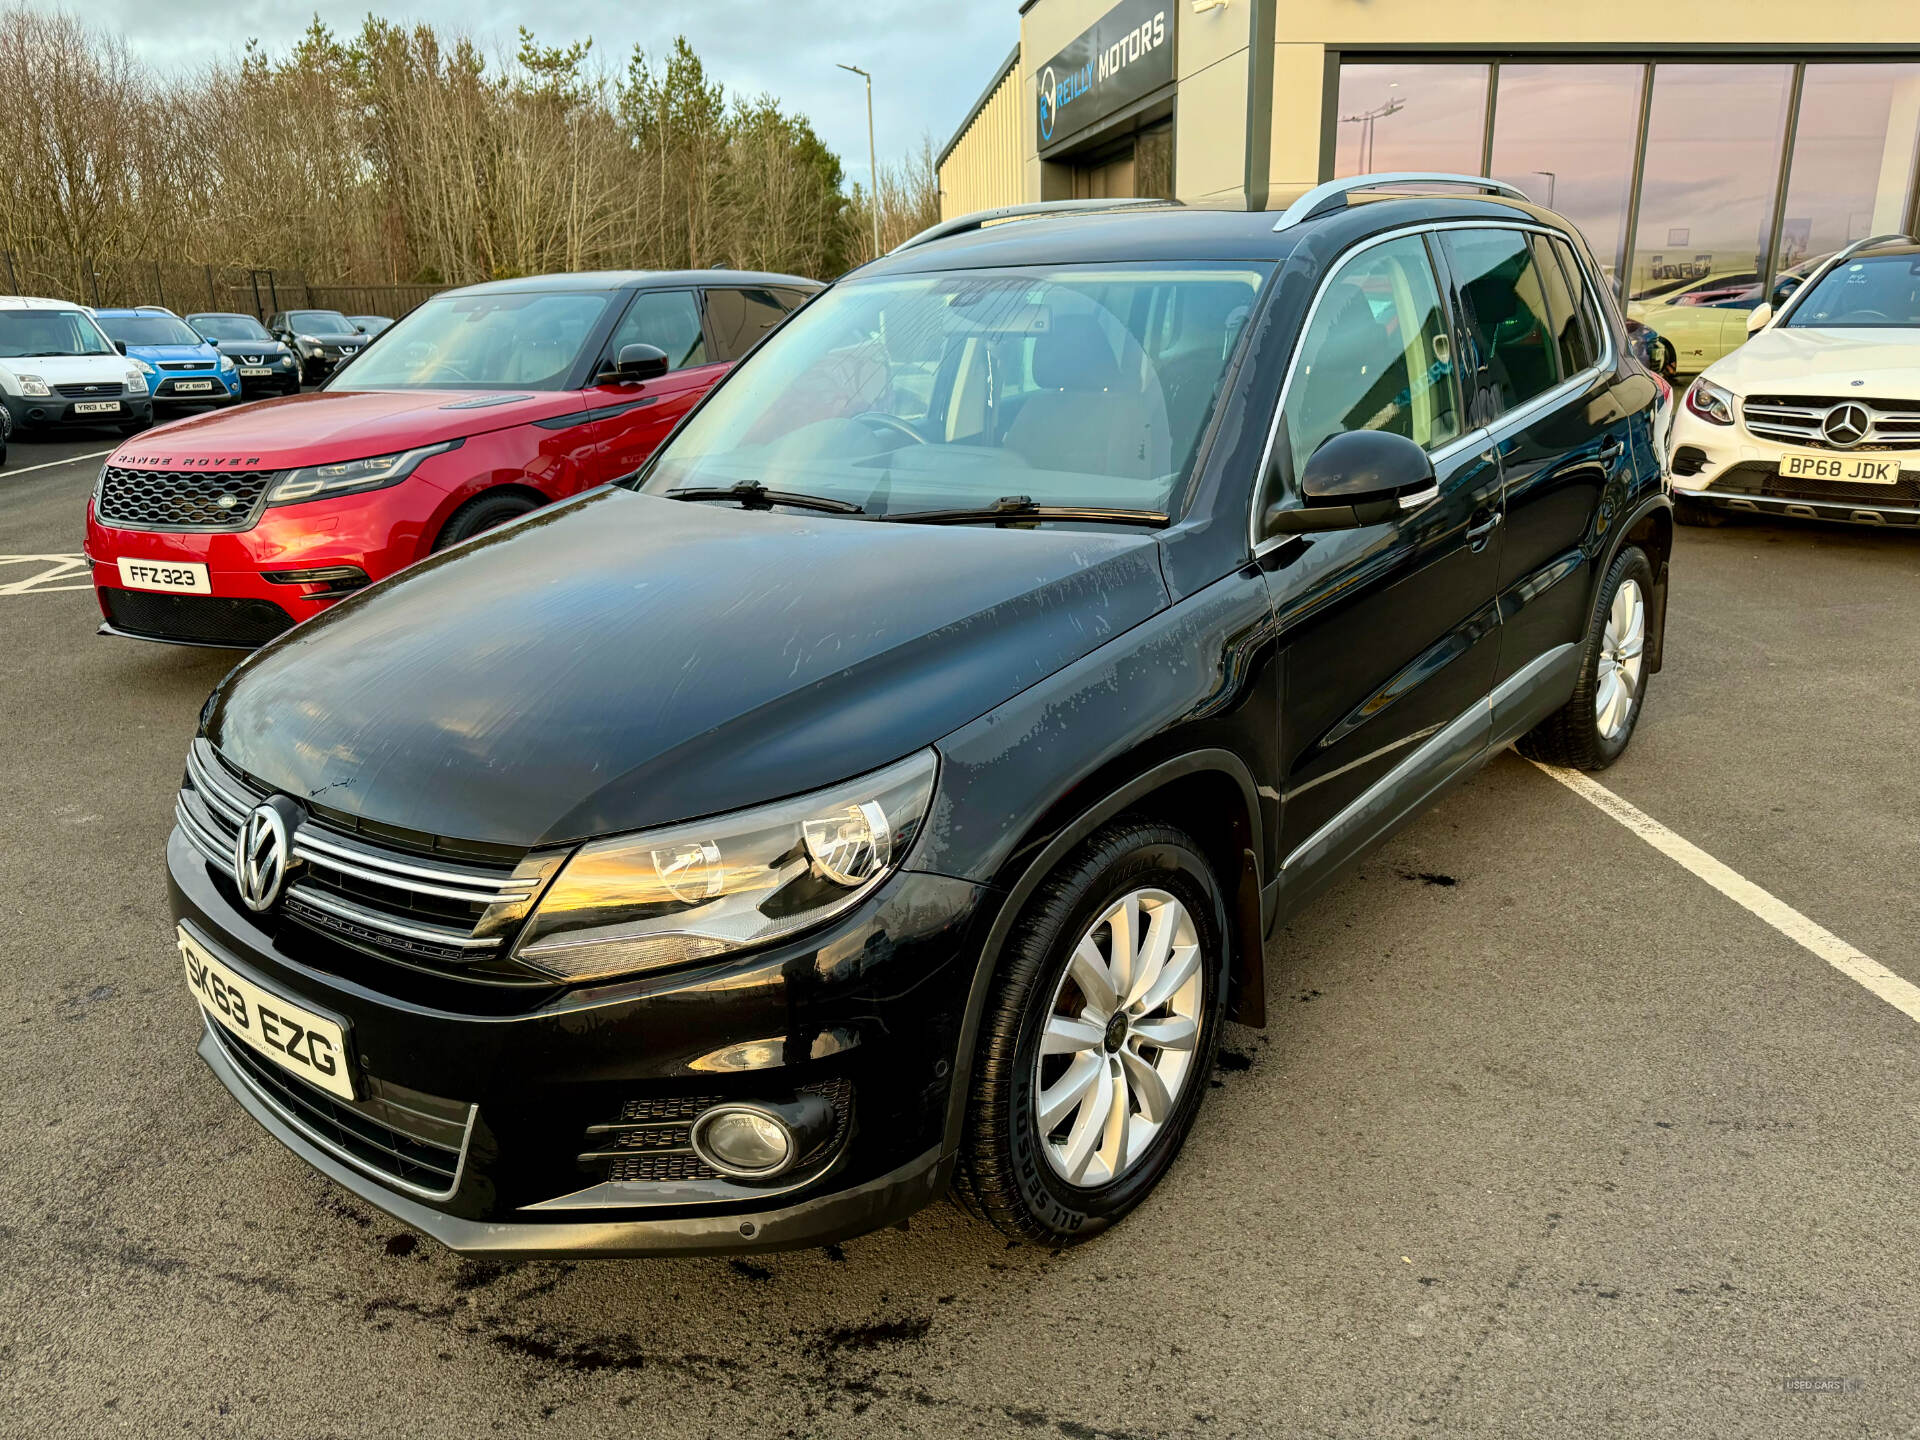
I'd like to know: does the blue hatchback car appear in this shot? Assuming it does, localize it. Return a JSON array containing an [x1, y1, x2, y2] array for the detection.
[[93, 306, 242, 414]]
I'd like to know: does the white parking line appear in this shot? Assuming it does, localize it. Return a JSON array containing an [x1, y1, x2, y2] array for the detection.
[[3, 448, 112, 478], [1531, 760, 1920, 1024], [0, 555, 91, 594]]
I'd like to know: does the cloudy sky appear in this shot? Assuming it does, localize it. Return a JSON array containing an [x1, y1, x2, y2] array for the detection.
[[59, 0, 1015, 186]]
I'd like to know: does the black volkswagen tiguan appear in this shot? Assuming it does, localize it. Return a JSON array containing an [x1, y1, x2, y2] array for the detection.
[[170, 176, 1672, 1256]]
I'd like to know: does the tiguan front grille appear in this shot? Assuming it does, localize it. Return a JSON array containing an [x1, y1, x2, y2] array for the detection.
[[95, 464, 276, 529], [173, 739, 564, 977]]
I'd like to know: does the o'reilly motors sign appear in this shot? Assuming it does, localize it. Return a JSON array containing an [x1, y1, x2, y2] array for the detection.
[[1035, 0, 1174, 151]]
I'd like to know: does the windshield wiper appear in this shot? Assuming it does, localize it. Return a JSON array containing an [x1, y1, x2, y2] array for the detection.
[[878, 495, 1168, 528], [665, 480, 865, 515]]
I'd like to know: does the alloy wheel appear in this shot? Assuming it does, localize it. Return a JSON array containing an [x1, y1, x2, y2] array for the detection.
[[1595, 577, 1646, 741], [1032, 887, 1204, 1188]]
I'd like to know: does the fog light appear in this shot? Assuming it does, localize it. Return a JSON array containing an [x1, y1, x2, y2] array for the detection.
[[691, 1106, 795, 1178], [262, 565, 369, 597]]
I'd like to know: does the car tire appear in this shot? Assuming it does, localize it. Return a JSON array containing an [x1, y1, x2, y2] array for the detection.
[[1517, 544, 1656, 771], [952, 819, 1229, 1248], [1673, 496, 1726, 527], [432, 491, 543, 552]]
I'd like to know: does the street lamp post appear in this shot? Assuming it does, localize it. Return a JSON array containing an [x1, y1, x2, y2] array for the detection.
[[838, 63, 880, 259]]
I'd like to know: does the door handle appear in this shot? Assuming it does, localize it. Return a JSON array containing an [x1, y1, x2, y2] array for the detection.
[[1466, 511, 1503, 549], [1597, 434, 1626, 462]]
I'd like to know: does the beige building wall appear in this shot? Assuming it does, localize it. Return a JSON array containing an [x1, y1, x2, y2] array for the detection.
[[937, 56, 1025, 218], [939, 0, 1920, 210]]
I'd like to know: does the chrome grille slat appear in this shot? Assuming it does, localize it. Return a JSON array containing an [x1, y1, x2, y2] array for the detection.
[[293, 828, 538, 903], [282, 882, 503, 950]]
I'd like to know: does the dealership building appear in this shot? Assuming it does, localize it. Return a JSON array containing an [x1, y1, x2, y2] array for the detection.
[[937, 0, 1920, 307]]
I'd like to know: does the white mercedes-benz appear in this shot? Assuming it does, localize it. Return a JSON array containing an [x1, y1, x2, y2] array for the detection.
[[1668, 234, 1920, 528]]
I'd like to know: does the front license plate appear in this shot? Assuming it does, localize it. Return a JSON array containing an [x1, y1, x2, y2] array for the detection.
[[1779, 451, 1901, 484], [179, 928, 355, 1100], [72, 400, 121, 414], [173, 380, 214, 393], [238, 367, 272, 378], [117, 557, 210, 594]]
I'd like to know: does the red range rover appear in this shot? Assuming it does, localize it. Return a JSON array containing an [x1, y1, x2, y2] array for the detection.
[[86, 271, 818, 648]]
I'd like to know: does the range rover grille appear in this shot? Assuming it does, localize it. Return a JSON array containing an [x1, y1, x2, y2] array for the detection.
[[96, 464, 276, 530]]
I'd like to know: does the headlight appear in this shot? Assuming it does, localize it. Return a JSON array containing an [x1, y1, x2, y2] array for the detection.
[[216, 354, 236, 373], [125, 368, 149, 392], [295, 336, 320, 354], [15, 372, 50, 397], [510, 749, 938, 984], [132, 358, 155, 374], [1684, 377, 1735, 426], [265, 440, 459, 505]]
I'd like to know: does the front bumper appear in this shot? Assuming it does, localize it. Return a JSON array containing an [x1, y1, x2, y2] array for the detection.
[[148, 373, 243, 407], [168, 829, 990, 1256], [234, 362, 300, 394], [1670, 405, 1920, 525], [2, 390, 152, 430], [85, 482, 448, 648]]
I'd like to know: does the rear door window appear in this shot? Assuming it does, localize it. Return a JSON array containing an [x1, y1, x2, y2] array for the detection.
[[1278, 234, 1463, 485], [1442, 228, 1563, 416], [1530, 234, 1601, 377], [704, 288, 793, 361], [606, 290, 707, 370]]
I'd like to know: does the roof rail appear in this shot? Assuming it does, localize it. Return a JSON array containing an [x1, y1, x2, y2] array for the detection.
[[891, 198, 1172, 255], [1832, 231, 1915, 264], [1272, 173, 1532, 233]]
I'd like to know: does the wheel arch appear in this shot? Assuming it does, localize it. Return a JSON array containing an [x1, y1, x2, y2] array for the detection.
[[1603, 493, 1673, 673], [429, 481, 551, 551], [935, 748, 1268, 1162]]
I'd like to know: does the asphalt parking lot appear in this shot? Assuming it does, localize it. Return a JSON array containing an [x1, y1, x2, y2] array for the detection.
[[4, 429, 1918, 1439]]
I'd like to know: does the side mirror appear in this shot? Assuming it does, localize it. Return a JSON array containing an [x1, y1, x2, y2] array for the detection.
[[1262, 429, 1438, 537], [113, 340, 128, 355], [1745, 301, 1773, 336], [603, 342, 668, 384]]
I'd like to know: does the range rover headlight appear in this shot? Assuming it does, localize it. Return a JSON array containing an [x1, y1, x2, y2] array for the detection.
[[510, 749, 938, 984], [264, 439, 459, 505], [1684, 377, 1735, 426]]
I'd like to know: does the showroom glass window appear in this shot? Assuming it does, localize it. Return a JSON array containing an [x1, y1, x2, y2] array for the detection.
[[1279, 236, 1461, 483], [1488, 65, 1645, 290], [1334, 65, 1489, 176], [1775, 65, 1920, 286], [1442, 228, 1563, 416], [1628, 64, 1793, 311]]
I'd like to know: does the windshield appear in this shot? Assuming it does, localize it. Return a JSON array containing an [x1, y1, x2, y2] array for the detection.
[[329, 290, 613, 390], [1785, 256, 1920, 328], [0, 308, 116, 357], [98, 314, 205, 347], [192, 314, 272, 342], [289, 310, 359, 336], [638, 263, 1269, 517]]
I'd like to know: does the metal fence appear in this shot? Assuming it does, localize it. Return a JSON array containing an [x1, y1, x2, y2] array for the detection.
[[0, 251, 450, 322]]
